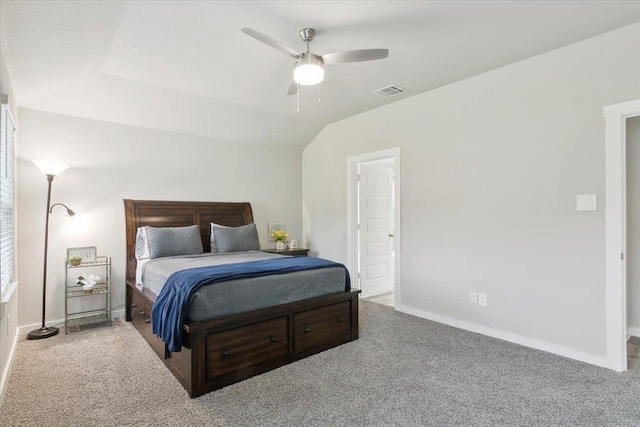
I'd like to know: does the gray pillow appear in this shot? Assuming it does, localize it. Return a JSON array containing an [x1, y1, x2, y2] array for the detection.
[[145, 225, 203, 259], [213, 223, 260, 253]]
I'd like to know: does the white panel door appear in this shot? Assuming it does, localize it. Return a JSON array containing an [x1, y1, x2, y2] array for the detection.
[[358, 163, 394, 296]]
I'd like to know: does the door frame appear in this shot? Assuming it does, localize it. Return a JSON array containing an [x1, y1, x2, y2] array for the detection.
[[346, 147, 401, 305], [604, 99, 640, 371]]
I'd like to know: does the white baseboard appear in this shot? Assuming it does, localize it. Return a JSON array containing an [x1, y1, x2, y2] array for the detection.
[[0, 331, 18, 404], [627, 326, 640, 339], [17, 309, 126, 335], [18, 318, 64, 335], [360, 288, 394, 299], [112, 309, 125, 320], [395, 304, 609, 369]]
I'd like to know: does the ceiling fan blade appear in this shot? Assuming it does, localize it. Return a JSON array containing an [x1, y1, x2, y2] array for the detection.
[[321, 49, 389, 64], [287, 81, 297, 96], [241, 27, 301, 59]]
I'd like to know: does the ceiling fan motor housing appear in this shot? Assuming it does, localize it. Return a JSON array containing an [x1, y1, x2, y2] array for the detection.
[[299, 28, 317, 42]]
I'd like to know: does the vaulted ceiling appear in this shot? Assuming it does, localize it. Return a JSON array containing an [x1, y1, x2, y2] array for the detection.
[[2, 1, 640, 148]]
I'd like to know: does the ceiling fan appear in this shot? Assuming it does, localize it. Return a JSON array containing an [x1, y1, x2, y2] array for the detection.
[[241, 27, 389, 96]]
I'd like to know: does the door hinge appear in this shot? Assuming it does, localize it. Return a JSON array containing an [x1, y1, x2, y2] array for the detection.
[[357, 223, 360, 230], [356, 174, 360, 182], [622, 252, 624, 260]]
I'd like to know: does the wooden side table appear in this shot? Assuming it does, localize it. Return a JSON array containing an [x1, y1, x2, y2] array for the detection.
[[261, 248, 310, 257]]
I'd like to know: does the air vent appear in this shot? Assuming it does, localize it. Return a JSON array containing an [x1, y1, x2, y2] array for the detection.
[[373, 85, 408, 97]]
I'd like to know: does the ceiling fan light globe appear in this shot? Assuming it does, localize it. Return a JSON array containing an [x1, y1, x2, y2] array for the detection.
[[293, 53, 324, 85], [294, 64, 324, 85]]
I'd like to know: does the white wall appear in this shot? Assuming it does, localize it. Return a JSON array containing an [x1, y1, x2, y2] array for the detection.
[[303, 23, 640, 359], [16, 108, 303, 328], [628, 116, 640, 334]]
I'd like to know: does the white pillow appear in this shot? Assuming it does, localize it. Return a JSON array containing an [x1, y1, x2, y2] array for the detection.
[[135, 227, 151, 260], [136, 258, 150, 285], [210, 222, 229, 252], [135, 227, 151, 285]]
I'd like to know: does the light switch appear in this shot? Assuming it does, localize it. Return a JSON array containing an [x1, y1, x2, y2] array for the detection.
[[577, 195, 597, 211]]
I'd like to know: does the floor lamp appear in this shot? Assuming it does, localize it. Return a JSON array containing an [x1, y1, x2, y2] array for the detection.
[[27, 160, 75, 340]]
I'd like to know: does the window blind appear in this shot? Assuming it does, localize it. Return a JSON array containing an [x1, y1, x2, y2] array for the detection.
[[1, 103, 15, 294]]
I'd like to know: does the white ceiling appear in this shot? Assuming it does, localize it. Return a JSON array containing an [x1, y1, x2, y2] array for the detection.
[[2, 1, 640, 148]]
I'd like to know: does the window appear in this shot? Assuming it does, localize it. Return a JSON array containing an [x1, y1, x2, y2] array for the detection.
[[1, 101, 15, 295]]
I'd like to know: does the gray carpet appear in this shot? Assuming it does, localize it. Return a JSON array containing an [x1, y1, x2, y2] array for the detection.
[[2, 301, 640, 426]]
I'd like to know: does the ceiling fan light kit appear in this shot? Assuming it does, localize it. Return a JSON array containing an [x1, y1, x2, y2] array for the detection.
[[294, 53, 324, 85]]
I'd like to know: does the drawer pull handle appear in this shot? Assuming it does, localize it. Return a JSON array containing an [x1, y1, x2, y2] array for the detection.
[[304, 327, 311, 333], [270, 336, 277, 343], [131, 303, 137, 308], [222, 350, 230, 357], [337, 318, 344, 323], [144, 319, 150, 324], [139, 311, 145, 317]]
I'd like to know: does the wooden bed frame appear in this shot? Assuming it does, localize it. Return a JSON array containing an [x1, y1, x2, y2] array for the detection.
[[124, 199, 359, 398]]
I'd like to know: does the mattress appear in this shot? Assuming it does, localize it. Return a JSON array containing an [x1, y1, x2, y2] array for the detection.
[[141, 251, 347, 321]]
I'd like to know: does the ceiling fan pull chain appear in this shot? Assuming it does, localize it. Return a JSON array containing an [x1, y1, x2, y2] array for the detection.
[[297, 84, 300, 112], [318, 83, 321, 103]]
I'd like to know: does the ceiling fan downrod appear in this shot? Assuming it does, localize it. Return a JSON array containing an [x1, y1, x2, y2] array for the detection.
[[299, 28, 316, 53]]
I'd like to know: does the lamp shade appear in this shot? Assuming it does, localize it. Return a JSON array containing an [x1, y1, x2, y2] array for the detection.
[[33, 160, 70, 176], [294, 53, 324, 86]]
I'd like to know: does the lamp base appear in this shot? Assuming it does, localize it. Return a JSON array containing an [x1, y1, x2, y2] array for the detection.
[[27, 326, 59, 340]]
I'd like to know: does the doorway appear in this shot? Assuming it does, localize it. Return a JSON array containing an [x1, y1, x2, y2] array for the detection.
[[604, 99, 640, 371], [346, 148, 401, 307], [626, 116, 640, 372]]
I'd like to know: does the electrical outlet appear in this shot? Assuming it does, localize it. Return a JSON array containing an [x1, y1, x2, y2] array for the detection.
[[470, 291, 478, 304], [478, 293, 488, 307]]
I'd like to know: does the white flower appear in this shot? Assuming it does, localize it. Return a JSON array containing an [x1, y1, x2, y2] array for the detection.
[[76, 274, 100, 286]]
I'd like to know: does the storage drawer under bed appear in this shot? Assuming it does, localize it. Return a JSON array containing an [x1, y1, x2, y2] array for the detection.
[[129, 290, 167, 359], [205, 316, 289, 379], [293, 301, 351, 353]]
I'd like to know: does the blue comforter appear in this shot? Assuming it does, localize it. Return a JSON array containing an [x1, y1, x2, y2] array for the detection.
[[151, 256, 350, 352]]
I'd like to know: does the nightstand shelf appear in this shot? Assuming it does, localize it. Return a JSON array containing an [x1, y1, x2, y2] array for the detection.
[[66, 313, 111, 328], [65, 255, 111, 333], [66, 283, 109, 298], [262, 248, 309, 257]]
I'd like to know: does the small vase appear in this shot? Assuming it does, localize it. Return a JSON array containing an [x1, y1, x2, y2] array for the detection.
[[276, 241, 286, 251], [69, 260, 81, 267]]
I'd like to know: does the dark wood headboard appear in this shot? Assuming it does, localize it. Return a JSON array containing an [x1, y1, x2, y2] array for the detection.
[[123, 199, 254, 281]]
